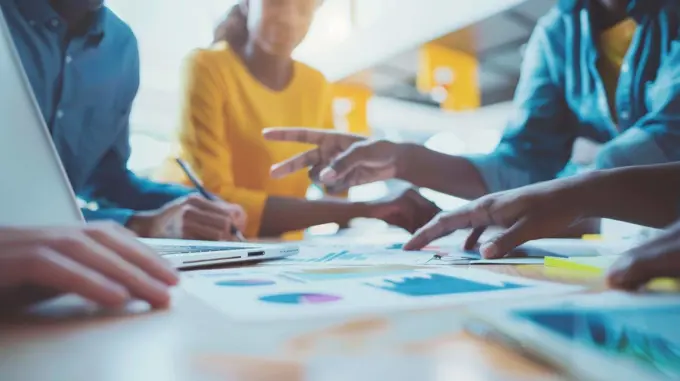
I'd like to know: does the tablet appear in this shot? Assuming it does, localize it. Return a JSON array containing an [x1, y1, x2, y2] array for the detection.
[[466, 292, 680, 381]]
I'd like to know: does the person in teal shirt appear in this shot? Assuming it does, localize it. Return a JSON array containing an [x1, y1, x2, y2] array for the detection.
[[0, 0, 246, 241]]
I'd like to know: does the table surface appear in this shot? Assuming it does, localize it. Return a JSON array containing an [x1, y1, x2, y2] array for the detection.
[[0, 231, 613, 381]]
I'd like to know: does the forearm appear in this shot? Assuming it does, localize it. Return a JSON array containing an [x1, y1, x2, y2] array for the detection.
[[258, 197, 371, 238], [396, 143, 488, 199], [581, 164, 680, 228]]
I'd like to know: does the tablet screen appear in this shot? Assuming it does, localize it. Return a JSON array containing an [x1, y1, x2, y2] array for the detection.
[[514, 305, 680, 379]]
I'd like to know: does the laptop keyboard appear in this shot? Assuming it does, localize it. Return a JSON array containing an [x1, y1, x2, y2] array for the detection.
[[151, 245, 244, 256]]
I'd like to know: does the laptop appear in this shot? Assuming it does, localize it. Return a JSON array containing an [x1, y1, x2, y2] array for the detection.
[[0, 8, 298, 269]]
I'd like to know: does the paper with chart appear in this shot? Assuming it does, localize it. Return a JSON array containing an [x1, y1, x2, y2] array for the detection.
[[182, 265, 582, 321], [262, 243, 481, 266]]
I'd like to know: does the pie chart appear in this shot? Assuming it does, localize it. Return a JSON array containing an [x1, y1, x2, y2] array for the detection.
[[259, 293, 342, 305], [215, 279, 275, 287]]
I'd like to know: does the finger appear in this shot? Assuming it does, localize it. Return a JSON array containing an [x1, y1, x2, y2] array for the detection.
[[270, 149, 321, 179], [308, 164, 324, 184], [404, 211, 471, 251], [183, 221, 230, 242], [86, 224, 179, 286], [479, 218, 536, 259], [21, 248, 130, 308], [51, 233, 172, 309], [262, 128, 331, 145], [464, 227, 487, 251], [607, 248, 680, 290], [183, 205, 232, 235], [322, 143, 373, 184]]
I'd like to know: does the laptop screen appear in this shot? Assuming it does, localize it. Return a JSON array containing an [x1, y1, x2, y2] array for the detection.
[[0, 8, 84, 226]]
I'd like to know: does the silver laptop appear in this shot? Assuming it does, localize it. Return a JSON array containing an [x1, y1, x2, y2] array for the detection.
[[0, 8, 298, 269]]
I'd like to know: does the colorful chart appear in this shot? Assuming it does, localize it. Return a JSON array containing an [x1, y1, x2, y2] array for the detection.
[[285, 266, 416, 282], [259, 293, 342, 305], [368, 274, 528, 297], [215, 279, 276, 287]]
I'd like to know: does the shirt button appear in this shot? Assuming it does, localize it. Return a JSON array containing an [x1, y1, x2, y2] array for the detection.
[[620, 110, 630, 120], [51, 19, 59, 27], [65, 55, 73, 64], [621, 63, 630, 73], [56, 110, 64, 119]]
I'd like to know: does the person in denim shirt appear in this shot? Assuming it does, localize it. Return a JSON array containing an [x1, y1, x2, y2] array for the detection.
[[266, 0, 680, 232], [0, 0, 246, 240]]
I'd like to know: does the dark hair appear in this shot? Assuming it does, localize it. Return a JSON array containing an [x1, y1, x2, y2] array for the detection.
[[214, 5, 248, 46]]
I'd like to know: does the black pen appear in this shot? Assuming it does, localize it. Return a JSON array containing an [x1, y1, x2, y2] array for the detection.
[[175, 158, 246, 242]]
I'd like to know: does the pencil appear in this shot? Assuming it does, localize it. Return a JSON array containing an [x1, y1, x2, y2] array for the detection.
[[175, 158, 246, 242]]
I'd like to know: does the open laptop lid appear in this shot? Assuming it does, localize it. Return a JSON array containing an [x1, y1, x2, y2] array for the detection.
[[0, 8, 84, 226]]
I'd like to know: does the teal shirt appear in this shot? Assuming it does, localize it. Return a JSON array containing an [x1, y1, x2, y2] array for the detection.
[[465, 0, 680, 192], [0, 0, 192, 224]]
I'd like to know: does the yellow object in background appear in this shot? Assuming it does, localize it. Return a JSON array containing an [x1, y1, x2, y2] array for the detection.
[[545, 256, 680, 292], [331, 83, 373, 136], [581, 234, 603, 241], [417, 43, 480, 111]]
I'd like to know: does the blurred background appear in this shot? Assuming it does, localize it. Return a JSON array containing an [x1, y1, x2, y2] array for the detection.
[[106, 0, 638, 236]]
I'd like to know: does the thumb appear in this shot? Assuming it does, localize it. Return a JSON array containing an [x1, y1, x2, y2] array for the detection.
[[479, 218, 535, 259], [607, 248, 680, 290]]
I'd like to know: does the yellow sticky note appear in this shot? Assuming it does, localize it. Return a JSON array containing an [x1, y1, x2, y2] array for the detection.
[[544, 256, 680, 292], [581, 234, 603, 241]]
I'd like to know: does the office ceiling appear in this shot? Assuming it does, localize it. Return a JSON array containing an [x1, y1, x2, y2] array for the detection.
[[342, 0, 557, 107]]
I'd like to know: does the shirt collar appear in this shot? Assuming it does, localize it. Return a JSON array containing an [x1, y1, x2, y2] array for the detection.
[[15, 0, 106, 41]]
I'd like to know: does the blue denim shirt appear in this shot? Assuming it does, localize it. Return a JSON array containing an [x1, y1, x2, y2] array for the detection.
[[1, 0, 192, 224], [466, 0, 680, 193]]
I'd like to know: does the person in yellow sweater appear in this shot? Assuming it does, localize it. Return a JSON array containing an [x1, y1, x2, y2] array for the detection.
[[162, 0, 440, 239]]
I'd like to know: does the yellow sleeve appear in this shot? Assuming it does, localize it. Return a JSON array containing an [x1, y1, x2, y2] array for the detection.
[[322, 82, 336, 130], [178, 51, 268, 238]]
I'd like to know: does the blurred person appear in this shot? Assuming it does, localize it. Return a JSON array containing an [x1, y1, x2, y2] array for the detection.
[[401, 162, 680, 291], [160, 0, 440, 239], [0, 0, 245, 241], [0, 223, 179, 311], [266, 0, 680, 236]]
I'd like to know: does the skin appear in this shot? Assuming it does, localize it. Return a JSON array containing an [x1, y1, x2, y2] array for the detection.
[[215, 0, 441, 237], [0, 223, 179, 311], [607, 220, 680, 290], [48, 1, 245, 241], [404, 163, 680, 255]]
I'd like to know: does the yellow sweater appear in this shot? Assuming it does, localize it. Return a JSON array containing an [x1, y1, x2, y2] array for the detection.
[[163, 42, 335, 238]]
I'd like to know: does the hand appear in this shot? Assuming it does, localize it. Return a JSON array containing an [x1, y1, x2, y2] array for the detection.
[[264, 128, 401, 193], [368, 189, 442, 234], [0, 223, 179, 311], [404, 176, 592, 256], [607, 220, 680, 290], [127, 195, 247, 241]]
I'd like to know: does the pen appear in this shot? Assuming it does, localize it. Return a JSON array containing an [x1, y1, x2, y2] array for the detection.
[[175, 158, 246, 242]]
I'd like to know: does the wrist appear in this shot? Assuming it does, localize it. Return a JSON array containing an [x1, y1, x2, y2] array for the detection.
[[573, 169, 619, 219], [126, 212, 154, 238], [394, 143, 415, 182], [353, 201, 375, 218]]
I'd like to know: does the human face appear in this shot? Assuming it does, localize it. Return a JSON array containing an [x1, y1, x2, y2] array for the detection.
[[244, 0, 318, 57]]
